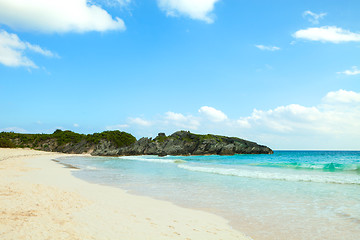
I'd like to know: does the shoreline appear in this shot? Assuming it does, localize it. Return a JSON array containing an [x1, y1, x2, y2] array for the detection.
[[0, 148, 251, 240], [55, 151, 360, 240]]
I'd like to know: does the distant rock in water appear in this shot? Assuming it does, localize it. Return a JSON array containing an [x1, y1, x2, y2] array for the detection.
[[92, 131, 273, 156]]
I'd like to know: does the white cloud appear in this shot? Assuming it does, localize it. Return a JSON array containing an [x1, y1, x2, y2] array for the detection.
[[255, 45, 280, 51], [109, 91, 360, 149], [0, 127, 27, 133], [164, 112, 200, 130], [0, 0, 125, 33], [157, 0, 219, 23], [238, 104, 323, 133], [106, 124, 129, 130], [165, 112, 189, 122], [73, 123, 80, 127], [96, 0, 131, 7], [129, 117, 152, 127], [337, 66, 360, 76], [236, 90, 360, 140], [199, 106, 227, 122], [293, 26, 360, 43], [322, 89, 360, 104], [303, 10, 327, 24], [25, 43, 55, 57], [112, 112, 199, 133], [0, 30, 56, 68], [115, 0, 131, 5]]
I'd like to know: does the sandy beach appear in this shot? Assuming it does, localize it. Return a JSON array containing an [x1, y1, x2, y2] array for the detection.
[[0, 148, 250, 240]]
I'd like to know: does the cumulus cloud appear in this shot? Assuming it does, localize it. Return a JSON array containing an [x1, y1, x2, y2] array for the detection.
[[337, 66, 360, 76], [293, 26, 360, 43], [237, 104, 324, 133], [164, 112, 200, 129], [0, 30, 56, 68], [157, 0, 219, 23], [198, 106, 227, 122], [110, 93, 360, 149], [255, 45, 280, 51], [303, 10, 327, 24], [237, 90, 360, 137], [129, 117, 152, 127], [0, 0, 125, 33], [322, 89, 360, 104]]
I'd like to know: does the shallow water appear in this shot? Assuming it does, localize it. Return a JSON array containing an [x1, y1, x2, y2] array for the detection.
[[58, 151, 360, 240]]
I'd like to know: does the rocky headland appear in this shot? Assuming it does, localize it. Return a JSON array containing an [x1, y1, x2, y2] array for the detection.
[[0, 130, 273, 156], [92, 131, 273, 156]]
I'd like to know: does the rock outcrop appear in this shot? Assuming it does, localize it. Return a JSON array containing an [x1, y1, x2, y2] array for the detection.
[[1, 130, 273, 156], [92, 131, 273, 156], [0, 130, 136, 155]]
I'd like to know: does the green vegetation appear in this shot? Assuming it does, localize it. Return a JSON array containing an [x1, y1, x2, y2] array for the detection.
[[0, 137, 16, 148], [150, 131, 235, 145], [190, 134, 223, 142], [52, 129, 84, 146], [169, 131, 227, 143], [153, 133, 168, 143], [0, 130, 136, 150], [87, 131, 136, 147]]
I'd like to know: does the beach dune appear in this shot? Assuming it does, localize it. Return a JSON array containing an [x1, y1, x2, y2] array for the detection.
[[0, 148, 250, 240]]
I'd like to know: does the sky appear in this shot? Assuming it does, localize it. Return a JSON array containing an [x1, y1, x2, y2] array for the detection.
[[0, 0, 360, 150]]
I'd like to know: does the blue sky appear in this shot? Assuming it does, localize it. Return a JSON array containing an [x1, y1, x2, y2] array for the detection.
[[0, 0, 359, 150]]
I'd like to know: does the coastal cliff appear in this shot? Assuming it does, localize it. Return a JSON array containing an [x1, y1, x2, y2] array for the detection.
[[92, 131, 273, 156], [0, 130, 273, 156]]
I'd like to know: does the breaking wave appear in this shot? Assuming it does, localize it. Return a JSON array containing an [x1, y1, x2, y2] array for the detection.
[[118, 156, 186, 164], [177, 164, 360, 185]]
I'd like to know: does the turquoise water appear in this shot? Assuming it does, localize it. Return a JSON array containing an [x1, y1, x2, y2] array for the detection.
[[58, 151, 360, 240]]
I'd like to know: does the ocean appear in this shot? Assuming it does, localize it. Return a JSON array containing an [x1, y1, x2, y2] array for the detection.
[[57, 151, 360, 240]]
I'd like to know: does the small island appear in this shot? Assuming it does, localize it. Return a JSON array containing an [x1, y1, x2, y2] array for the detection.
[[0, 130, 273, 156]]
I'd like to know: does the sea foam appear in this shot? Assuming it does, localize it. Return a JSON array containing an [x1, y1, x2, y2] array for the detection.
[[177, 164, 360, 185], [118, 156, 186, 164]]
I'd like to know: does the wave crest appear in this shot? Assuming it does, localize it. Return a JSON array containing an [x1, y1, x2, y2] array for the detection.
[[118, 156, 186, 164], [178, 165, 360, 185]]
